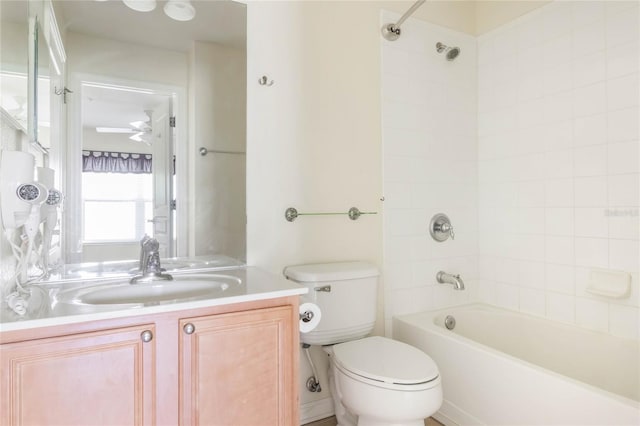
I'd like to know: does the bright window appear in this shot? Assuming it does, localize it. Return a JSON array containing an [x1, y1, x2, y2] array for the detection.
[[82, 172, 153, 242]]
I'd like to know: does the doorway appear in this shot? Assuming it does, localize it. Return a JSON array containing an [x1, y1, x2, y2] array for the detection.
[[66, 75, 186, 263]]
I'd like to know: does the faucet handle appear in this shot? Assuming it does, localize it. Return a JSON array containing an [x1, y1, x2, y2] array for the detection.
[[440, 222, 455, 240], [142, 237, 160, 251], [430, 213, 455, 242], [140, 234, 152, 246]]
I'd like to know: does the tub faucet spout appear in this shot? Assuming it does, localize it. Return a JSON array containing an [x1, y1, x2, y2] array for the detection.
[[437, 271, 465, 290]]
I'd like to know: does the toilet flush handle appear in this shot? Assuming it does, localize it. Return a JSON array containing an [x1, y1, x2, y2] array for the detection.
[[314, 285, 331, 292]]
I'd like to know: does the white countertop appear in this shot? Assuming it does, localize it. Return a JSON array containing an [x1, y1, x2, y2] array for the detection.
[[0, 266, 308, 333]]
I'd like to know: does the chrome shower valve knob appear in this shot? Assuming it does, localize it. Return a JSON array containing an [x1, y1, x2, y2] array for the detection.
[[439, 222, 454, 240], [429, 213, 455, 242]]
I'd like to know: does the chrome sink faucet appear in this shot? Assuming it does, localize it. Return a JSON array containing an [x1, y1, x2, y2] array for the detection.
[[436, 271, 465, 290], [130, 235, 173, 284], [138, 234, 152, 271]]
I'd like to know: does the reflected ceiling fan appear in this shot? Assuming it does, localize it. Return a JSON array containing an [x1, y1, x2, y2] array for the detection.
[[96, 110, 153, 145]]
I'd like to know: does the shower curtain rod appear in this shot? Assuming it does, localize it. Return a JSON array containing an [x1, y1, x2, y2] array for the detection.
[[381, 0, 426, 41]]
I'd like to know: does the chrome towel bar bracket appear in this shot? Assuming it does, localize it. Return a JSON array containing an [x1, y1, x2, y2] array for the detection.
[[285, 207, 377, 222]]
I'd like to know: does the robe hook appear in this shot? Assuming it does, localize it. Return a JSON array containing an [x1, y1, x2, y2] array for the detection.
[[258, 76, 274, 86]]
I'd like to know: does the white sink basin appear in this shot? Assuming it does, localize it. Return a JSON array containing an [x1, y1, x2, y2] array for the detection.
[[52, 274, 243, 314], [79, 280, 226, 305]]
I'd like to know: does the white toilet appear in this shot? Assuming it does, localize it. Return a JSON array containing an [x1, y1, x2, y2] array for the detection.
[[284, 262, 442, 426]]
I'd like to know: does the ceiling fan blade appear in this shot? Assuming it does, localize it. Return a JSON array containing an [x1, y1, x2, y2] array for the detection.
[[95, 127, 137, 133], [129, 132, 152, 145], [129, 120, 152, 131]]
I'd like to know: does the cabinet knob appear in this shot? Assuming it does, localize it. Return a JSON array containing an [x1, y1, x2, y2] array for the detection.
[[140, 330, 153, 342], [183, 323, 195, 335]]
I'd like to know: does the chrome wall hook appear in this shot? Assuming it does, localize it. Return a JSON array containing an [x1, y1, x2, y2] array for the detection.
[[258, 76, 274, 86], [54, 86, 73, 104]]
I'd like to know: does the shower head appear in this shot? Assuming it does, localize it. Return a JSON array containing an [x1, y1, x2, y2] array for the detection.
[[436, 42, 460, 61], [446, 47, 460, 61]]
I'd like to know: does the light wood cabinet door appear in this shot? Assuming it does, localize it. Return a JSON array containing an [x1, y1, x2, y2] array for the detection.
[[179, 306, 297, 426], [1, 324, 156, 426]]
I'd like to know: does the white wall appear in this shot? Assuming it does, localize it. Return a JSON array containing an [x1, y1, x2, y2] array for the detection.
[[247, 0, 383, 287], [66, 31, 188, 87], [246, 2, 385, 422], [381, 12, 478, 333], [0, 20, 28, 71], [189, 41, 246, 261], [477, 1, 639, 339]]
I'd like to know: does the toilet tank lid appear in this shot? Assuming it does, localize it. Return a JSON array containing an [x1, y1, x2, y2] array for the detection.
[[284, 261, 379, 282]]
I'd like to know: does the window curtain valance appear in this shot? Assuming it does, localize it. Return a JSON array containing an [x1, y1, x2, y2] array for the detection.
[[82, 150, 152, 174]]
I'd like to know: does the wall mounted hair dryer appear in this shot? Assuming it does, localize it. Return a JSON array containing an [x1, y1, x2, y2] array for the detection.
[[0, 150, 49, 315], [0, 150, 45, 231], [37, 167, 63, 272]]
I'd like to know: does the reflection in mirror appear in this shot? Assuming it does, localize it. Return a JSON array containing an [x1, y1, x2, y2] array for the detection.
[[35, 15, 50, 151], [78, 82, 175, 262], [1, 0, 29, 139], [55, 0, 247, 266]]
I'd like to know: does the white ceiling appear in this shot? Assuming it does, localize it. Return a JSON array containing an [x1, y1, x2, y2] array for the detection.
[[81, 84, 170, 130], [55, 0, 246, 52]]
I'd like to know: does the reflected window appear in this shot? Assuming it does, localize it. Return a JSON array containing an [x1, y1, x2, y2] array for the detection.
[[82, 172, 153, 242]]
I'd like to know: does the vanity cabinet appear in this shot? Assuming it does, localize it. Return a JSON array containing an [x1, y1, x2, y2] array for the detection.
[[0, 296, 299, 426], [179, 306, 296, 425], [0, 324, 156, 425]]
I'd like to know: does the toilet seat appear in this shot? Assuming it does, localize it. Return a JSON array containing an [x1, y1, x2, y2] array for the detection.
[[332, 336, 440, 391]]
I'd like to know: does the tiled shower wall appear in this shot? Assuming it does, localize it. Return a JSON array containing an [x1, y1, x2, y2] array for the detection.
[[382, 1, 639, 339], [477, 1, 639, 339], [381, 11, 478, 333]]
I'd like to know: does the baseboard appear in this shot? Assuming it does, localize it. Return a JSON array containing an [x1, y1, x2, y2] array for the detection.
[[435, 399, 483, 426], [300, 397, 334, 425], [433, 411, 456, 426]]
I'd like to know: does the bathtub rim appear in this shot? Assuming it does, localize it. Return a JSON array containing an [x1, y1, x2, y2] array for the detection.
[[393, 302, 640, 409]]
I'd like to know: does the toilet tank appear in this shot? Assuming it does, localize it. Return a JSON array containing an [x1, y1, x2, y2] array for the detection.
[[284, 261, 379, 346]]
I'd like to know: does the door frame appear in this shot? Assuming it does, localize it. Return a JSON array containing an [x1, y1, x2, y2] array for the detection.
[[66, 73, 187, 262]]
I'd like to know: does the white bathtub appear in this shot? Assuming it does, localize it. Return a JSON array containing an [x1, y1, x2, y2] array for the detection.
[[393, 304, 640, 426]]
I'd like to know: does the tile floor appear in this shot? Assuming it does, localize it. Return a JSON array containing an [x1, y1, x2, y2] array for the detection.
[[304, 416, 443, 426]]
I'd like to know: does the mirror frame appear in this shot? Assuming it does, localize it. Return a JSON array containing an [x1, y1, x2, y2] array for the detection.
[[28, 0, 65, 160]]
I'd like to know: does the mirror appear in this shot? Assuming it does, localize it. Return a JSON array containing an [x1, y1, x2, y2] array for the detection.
[[1, 0, 63, 163], [34, 13, 50, 153], [1, 0, 29, 146], [53, 0, 247, 266]]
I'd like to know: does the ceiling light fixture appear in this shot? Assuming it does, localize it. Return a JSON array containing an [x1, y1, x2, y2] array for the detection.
[[122, 0, 157, 12], [163, 0, 195, 21], [119, 0, 196, 22]]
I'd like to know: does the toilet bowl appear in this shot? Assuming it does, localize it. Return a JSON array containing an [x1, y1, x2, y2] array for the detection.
[[328, 336, 442, 426], [284, 262, 443, 426]]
